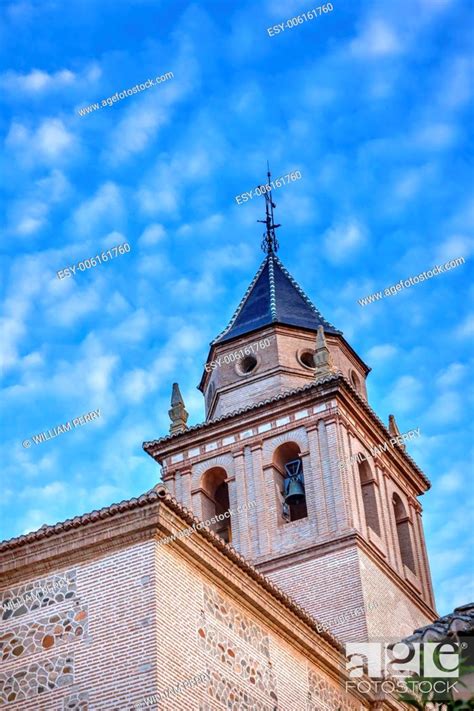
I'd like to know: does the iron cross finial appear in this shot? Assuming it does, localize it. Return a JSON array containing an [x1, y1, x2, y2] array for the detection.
[[257, 162, 281, 254]]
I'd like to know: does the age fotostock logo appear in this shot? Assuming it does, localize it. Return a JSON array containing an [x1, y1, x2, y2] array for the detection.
[[345, 641, 463, 698]]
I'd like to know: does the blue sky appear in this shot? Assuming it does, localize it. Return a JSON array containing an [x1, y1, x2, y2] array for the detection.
[[0, 0, 473, 616]]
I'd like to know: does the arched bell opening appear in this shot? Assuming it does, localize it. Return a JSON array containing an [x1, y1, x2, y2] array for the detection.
[[393, 493, 415, 573], [358, 460, 381, 536], [201, 466, 232, 543], [273, 442, 308, 523]]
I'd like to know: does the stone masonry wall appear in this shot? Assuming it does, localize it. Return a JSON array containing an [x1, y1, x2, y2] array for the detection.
[[0, 531, 374, 710], [0, 540, 157, 710], [153, 539, 369, 711]]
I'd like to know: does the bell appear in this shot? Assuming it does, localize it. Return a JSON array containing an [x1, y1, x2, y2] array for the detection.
[[284, 477, 306, 506]]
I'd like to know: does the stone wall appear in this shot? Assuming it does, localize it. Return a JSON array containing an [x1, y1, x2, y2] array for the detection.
[[0, 531, 372, 710]]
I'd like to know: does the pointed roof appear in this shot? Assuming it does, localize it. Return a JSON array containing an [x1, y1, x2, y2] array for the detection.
[[213, 253, 341, 344]]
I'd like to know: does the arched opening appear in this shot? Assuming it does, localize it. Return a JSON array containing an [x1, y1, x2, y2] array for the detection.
[[358, 460, 380, 536], [201, 467, 232, 543], [273, 442, 308, 523], [350, 370, 362, 394], [393, 493, 415, 573]]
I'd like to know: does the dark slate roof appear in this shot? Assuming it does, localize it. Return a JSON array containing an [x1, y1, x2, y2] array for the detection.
[[403, 603, 474, 644], [212, 253, 341, 344]]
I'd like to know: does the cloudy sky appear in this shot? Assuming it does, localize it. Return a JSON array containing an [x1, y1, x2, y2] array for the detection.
[[0, 0, 472, 615]]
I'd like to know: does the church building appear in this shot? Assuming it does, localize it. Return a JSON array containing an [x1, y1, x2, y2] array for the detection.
[[0, 191, 438, 710]]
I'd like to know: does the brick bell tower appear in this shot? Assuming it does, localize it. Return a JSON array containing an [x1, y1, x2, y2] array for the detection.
[[143, 180, 437, 643]]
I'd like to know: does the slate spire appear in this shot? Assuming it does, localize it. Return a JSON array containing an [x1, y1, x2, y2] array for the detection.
[[213, 167, 341, 345], [212, 253, 341, 344]]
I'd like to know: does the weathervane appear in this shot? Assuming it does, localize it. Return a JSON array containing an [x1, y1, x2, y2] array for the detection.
[[257, 162, 281, 254]]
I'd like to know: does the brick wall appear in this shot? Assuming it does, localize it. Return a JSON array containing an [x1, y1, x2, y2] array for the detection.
[[357, 549, 433, 641], [0, 541, 156, 710], [0, 532, 375, 710], [262, 545, 369, 643]]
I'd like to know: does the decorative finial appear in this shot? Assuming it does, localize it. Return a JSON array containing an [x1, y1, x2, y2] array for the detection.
[[257, 161, 281, 254], [313, 326, 336, 379], [168, 382, 188, 434], [388, 414, 406, 450]]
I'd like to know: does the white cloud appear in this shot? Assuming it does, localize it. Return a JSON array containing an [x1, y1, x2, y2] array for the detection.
[[385, 375, 424, 414], [30, 333, 121, 405], [22, 351, 44, 368], [438, 54, 473, 110], [137, 183, 180, 217], [15, 206, 48, 236], [99, 230, 128, 249], [6, 118, 76, 167], [35, 119, 74, 158], [436, 363, 467, 388], [365, 344, 398, 364], [416, 0, 455, 12], [172, 325, 206, 352], [46, 286, 101, 328], [7, 169, 71, 238], [0, 68, 75, 93], [0, 253, 49, 373], [454, 313, 474, 340], [426, 391, 462, 425], [430, 547, 466, 576], [2, 446, 59, 485], [177, 213, 224, 238], [0, 62, 101, 99], [173, 271, 221, 303], [107, 105, 169, 165], [323, 219, 367, 264], [111, 309, 150, 344], [437, 469, 463, 494], [436, 572, 474, 616], [20, 508, 54, 535], [264, 0, 312, 18], [350, 19, 402, 58], [412, 123, 457, 151], [36, 169, 70, 201], [72, 183, 125, 237], [120, 369, 150, 404], [435, 234, 473, 263], [88, 484, 124, 508], [20, 481, 68, 502], [136, 141, 218, 218], [392, 163, 436, 202], [83, 353, 119, 397], [139, 223, 166, 247]]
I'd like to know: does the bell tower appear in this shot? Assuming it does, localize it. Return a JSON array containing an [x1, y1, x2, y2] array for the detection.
[[143, 174, 437, 643]]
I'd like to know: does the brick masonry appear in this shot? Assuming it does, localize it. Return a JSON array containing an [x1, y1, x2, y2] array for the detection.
[[149, 322, 436, 649], [1, 300, 438, 710], [0, 500, 382, 710]]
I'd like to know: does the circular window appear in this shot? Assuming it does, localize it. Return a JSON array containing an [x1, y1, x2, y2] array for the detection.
[[238, 355, 257, 374], [299, 350, 315, 369]]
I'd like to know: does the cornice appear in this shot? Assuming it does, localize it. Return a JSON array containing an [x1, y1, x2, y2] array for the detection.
[[144, 374, 340, 451], [0, 486, 342, 654], [143, 373, 430, 493]]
